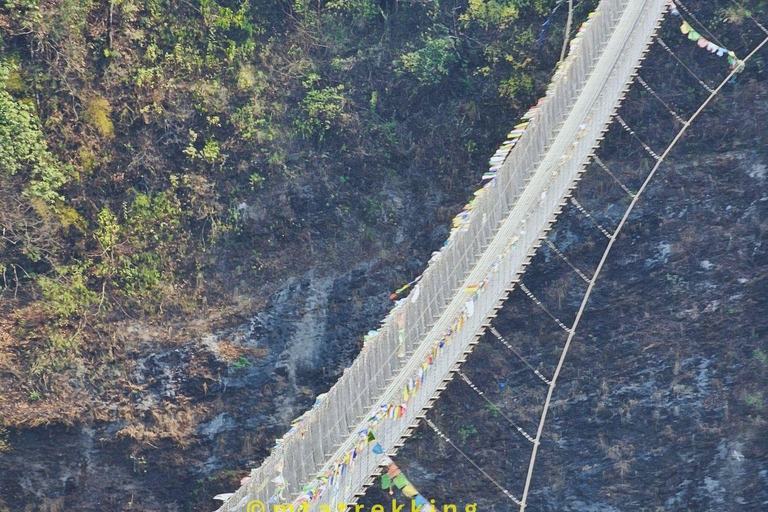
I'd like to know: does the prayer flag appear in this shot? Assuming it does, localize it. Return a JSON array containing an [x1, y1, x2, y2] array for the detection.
[[402, 484, 418, 498], [688, 29, 701, 41]]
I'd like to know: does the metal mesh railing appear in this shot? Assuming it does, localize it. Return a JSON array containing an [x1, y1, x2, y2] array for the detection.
[[217, 1, 670, 510]]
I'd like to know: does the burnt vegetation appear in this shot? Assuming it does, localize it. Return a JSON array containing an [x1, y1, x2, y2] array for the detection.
[[0, 0, 767, 510]]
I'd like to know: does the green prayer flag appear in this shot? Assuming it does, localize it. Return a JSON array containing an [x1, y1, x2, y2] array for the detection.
[[367, 431, 376, 443], [381, 474, 392, 490], [688, 29, 701, 41], [393, 474, 409, 489]]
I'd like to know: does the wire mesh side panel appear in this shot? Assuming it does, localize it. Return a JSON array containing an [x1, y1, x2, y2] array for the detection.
[[216, 1, 670, 510]]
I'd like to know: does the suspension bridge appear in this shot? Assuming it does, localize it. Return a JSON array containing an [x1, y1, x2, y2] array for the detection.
[[216, 1, 768, 510]]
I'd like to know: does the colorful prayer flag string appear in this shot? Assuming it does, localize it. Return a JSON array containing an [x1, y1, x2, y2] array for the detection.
[[390, 275, 422, 300], [378, 453, 436, 512], [671, 3, 745, 72]]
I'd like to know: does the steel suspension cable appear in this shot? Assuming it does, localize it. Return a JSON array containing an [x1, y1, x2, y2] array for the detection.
[[560, 0, 575, 63], [593, 155, 635, 197], [518, 34, 768, 511], [457, 371, 536, 443], [657, 37, 716, 93], [426, 418, 523, 506], [489, 326, 552, 386], [545, 239, 592, 283], [570, 197, 613, 239], [518, 283, 573, 333], [635, 74, 687, 124], [615, 115, 662, 160]]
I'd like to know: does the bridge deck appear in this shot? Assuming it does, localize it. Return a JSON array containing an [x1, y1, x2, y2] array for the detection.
[[217, 1, 670, 510]]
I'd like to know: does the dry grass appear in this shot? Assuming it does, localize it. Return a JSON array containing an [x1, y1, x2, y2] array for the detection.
[[116, 402, 206, 449]]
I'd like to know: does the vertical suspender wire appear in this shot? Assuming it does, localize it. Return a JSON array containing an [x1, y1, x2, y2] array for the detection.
[[560, 0, 575, 62], [593, 155, 635, 197], [518, 35, 768, 511], [656, 37, 715, 93], [635, 74, 687, 124]]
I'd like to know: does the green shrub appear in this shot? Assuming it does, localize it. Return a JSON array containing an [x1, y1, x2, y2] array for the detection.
[[84, 97, 115, 139], [0, 61, 72, 204], [297, 75, 347, 139], [398, 35, 461, 86], [461, 0, 520, 29], [232, 356, 251, 369], [37, 263, 98, 320]]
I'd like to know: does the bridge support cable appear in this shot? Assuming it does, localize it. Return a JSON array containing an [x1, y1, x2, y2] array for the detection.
[[569, 197, 613, 239], [518, 283, 573, 333], [518, 34, 768, 512], [457, 371, 537, 444], [592, 155, 635, 198], [635, 75, 687, 124], [544, 239, 592, 283], [657, 37, 716, 93], [425, 418, 523, 506], [489, 326, 552, 386], [615, 115, 662, 160]]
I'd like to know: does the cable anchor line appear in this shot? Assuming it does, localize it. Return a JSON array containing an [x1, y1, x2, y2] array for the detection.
[[635, 74, 686, 124], [426, 418, 523, 506], [569, 197, 613, 239], [545, 239, 591, 283], [457, 371, 536, 444], [656, 37, 715, 93], [593, 155, 635, 198], [518, 283, 573, 333], [615, 115, 661, 160], [489, 326, 552, 386]]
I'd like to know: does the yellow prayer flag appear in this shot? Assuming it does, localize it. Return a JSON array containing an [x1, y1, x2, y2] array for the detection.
[[680, 21, 692, 35]]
